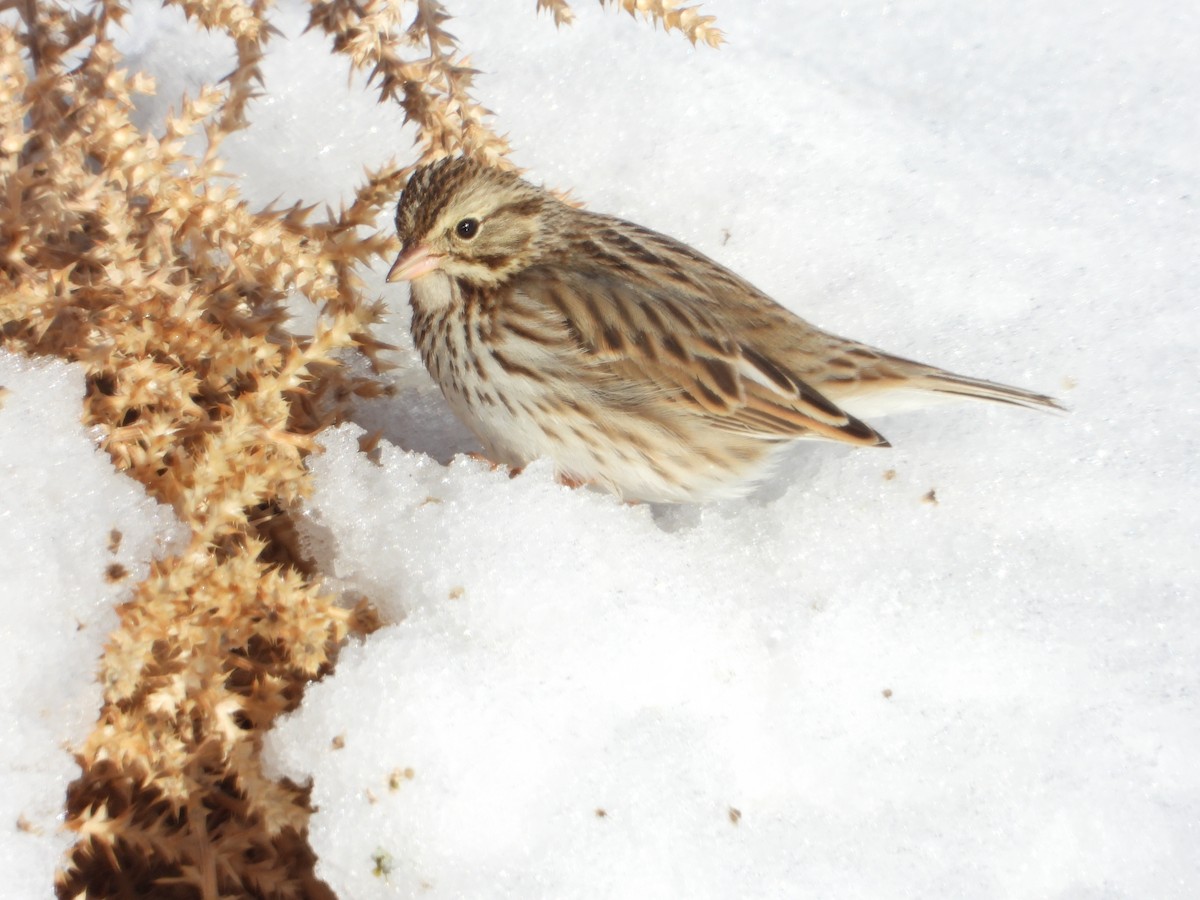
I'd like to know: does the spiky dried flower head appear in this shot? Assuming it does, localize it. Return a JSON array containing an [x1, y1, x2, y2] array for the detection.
[[602, 0, 724, 47], [4, 0, 394, 893]]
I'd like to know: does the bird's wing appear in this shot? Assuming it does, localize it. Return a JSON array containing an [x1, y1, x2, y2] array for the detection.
[[508, 261, 888, 447]]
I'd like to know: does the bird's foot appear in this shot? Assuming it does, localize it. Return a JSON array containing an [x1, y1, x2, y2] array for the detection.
[[464, 451, 524, 479]]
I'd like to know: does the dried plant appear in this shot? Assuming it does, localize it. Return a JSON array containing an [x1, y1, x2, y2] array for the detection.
[[539, 0, 723, 45], [0, 0, 718, 895], [602, 0, 723, 46]]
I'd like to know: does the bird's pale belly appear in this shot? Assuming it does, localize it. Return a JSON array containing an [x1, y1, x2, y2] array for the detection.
[[416, 325, 778, 502]]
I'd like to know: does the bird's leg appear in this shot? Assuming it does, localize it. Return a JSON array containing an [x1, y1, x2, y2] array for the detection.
[[466, 454, 620, 495], [464, 451, 524, 478]]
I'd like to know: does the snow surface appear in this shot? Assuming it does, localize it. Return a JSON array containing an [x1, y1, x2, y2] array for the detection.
[[5, 0, 1196, 896], [261, 2, 1200, 895], [0, 352, 183, 892]]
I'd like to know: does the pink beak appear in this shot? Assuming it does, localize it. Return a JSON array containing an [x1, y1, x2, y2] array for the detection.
[[386, 243, 444, 282]]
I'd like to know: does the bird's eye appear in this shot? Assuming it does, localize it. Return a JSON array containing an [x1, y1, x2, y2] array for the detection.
[[455, 218, 480, 240]]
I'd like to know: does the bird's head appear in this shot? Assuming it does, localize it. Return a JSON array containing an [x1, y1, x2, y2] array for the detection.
[[389, 157, 549, 288]]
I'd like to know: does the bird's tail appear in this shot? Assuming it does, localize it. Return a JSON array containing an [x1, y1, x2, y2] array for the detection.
[[908, 369, 1065, 412], [820, 347, 1066, 420]]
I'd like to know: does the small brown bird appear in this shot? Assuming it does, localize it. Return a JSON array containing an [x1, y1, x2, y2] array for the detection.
[[388, 157, 1059, 503]]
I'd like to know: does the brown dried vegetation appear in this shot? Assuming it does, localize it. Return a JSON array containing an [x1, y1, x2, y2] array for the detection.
[[0, 0, 718, 895]]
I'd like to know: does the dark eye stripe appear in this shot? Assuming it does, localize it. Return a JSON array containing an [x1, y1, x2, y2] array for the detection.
[[492, 198, 542, 218], [478, 253, 515, 270]]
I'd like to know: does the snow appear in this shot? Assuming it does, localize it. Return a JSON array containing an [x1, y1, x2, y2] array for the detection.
[[262, 2, 1199, 894], [4, 0, 1197, 896], [0, 353, 184, 892]]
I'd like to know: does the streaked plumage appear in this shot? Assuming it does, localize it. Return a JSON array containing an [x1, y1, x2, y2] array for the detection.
[[388, 157, 1059, 503]]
